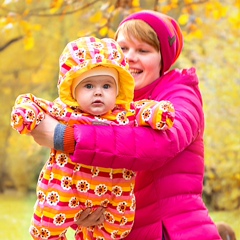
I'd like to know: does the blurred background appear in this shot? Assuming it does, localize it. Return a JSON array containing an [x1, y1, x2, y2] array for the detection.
[[0, 0, 239, 239]]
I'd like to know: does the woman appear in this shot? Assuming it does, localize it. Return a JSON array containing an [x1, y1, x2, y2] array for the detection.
[[31, 10, 221, 240]]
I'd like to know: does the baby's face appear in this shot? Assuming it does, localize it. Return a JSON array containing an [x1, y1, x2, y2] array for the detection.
[[74, 75, 118, 116]]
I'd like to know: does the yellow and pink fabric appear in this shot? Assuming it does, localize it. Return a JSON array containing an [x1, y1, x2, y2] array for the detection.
[[10, 36, 175, 240]]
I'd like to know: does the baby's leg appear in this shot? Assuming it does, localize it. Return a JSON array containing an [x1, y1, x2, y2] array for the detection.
[[30, 152, 83, 239], [72, 165, 136, 239]]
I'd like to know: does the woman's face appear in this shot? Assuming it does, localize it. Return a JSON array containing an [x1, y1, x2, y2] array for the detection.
[[117, 32, 161, 90]]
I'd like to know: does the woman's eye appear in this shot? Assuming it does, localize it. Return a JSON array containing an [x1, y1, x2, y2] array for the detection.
[[139, 49, 148, 53], [121, 47, 128, 52]]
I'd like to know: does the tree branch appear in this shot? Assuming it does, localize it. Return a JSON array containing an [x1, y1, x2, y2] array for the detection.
[[0, 36, 23, 52]]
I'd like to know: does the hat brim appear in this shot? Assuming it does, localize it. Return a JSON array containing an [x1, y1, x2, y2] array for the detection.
[[59, 61, 135, 109]]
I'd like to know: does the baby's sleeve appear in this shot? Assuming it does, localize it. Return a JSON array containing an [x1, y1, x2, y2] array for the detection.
[[133, 99, 175, 130], [10, 93, 45, 134]]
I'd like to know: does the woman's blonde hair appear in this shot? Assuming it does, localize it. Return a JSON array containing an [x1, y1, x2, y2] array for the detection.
[[114, 20, 160, 52]]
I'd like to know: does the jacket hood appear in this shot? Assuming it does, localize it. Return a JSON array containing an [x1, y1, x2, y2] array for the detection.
[[58, 36, 135, 108]]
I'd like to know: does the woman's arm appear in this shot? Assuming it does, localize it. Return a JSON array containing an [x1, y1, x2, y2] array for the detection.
[[70, 73, 204, 171], [32, 69, 203, 172], [30, 114, 58, 148]]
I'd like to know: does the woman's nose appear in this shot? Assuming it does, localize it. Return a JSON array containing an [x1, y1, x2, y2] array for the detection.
[[125, 49, 137, 62]]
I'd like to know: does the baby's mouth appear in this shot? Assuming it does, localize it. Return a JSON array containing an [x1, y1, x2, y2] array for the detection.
[[92, 100, 103, 104]]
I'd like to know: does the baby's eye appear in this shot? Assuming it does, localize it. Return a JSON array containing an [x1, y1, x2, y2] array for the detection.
[[85, 84, 93, 89], [103, 84, 111, 89]]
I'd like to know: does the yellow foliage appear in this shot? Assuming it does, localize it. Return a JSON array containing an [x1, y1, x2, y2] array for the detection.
[[19, 20, 31, 33], [5, 13, 19, 25], [192, 29, 203, 39], [132, 0, 140, 7], [0, 18, 7, 28], [5, 131, 44, 193], [108, 28, 115, 38], [236, 173, 240, 181], [99, 26, 108, 37], [107, 5, 115, 13], [7, 132, 40, 157], [23, 9, 30, 17], [216, 191, 239, 210], [185, 0, 193, 4], [160, 5, 172, 14], [205, 2, 228, 19], [98, 18, 108, 27], [50, 0, 64, 13], [195, 17, 203, 25], [90, 11, 103, 23], [1, 0, 239, 211], [207, 171, 216, 179], [32, 24, 42, 31], [0, 18, 14, 31], [178, 14, 189, 26], [228, 15, 240, 30], [24, 35, 34, 50], [170, 2, 178, 9]]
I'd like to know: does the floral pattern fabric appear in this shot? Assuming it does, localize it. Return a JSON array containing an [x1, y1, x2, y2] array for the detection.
[[11, 93, 174, 240]]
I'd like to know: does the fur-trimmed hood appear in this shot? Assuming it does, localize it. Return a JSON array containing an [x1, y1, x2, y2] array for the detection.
[[58, 36, 135, 109]]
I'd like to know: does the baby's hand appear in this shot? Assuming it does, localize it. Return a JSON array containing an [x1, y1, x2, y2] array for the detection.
[[75, 207, 105, 227]]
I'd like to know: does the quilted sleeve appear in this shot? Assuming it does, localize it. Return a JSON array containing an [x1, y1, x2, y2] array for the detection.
[[10, 93, 45, 134], [134, 99, 175, 130], [70, 69, 204, 171]]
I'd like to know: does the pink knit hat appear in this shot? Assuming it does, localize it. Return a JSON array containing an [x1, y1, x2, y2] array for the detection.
[[120, 10, 184, 75]]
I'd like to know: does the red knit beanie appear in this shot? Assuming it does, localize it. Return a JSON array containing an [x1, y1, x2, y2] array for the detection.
[[120, 10, 184, 75]]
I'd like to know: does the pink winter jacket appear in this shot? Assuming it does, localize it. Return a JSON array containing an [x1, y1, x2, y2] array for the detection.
[[70, 68, 221, 240]]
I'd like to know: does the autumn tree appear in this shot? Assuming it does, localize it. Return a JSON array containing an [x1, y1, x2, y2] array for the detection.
[[0, 0, 239, 209]]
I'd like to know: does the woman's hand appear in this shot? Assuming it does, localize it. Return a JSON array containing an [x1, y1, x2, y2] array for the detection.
[[30, 114, 58, 148], [75, 207, 105, 227]]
